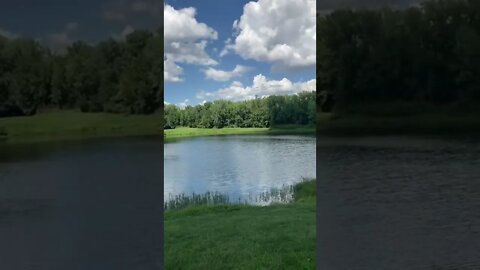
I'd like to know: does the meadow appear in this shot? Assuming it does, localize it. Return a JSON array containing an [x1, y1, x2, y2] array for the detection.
[[164, 180, 316, 270], [0, 111, 162, 143]]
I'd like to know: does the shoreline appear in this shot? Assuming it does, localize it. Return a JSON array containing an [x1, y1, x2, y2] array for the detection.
[[317, 112, 480, 135], [164, 125, 315, 141], [164, 180, 316, 269], [2, 111, 480, 144], [0, 111, 162, 144]]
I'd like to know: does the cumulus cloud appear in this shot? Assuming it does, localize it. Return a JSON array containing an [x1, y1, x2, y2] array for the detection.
[[164, 58, 184, 82], [0, 27, 19, 39], [196, 74, 316, 102], [65, 22, 79, 32], [165, 40, 217, 66], [112, 24, 135, 41], [46, 22, 80, 53], [164, 4, 219, 83], [223, 0, 316, 71], [177, 99, 190, 109], [103, 0, 162, 21], [164, 5, 217, 42], [203, 65, 251, 82]]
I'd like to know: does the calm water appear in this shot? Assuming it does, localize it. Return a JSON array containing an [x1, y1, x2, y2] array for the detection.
[[164, 135, 316, 203], [3, 134, 479, 269], [317, 135, 480, 270], [0, 137, 162, 270]]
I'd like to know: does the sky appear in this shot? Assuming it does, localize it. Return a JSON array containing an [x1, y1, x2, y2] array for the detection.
[[0, 0, 162, 52], [164, 0, 316, 107]]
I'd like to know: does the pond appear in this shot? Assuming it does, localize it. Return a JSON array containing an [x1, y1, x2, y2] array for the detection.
[[164, 135, 316, 204], [317, 135, 480, 270], [0, 137, 163, 269]]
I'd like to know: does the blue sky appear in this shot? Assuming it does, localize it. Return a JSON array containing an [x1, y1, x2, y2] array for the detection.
[[0, 0, 161, 52], [164, 0, 316, 107]]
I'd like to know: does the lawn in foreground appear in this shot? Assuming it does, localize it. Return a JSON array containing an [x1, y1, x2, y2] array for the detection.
[[164, 181, 316, 270], [0, 111, 162, 143]]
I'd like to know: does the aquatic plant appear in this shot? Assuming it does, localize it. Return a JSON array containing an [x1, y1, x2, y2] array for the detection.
[[164, 179, 316, 210]]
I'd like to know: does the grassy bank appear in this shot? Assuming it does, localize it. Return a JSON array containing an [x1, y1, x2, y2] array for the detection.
[[164, 125, 315, 140], [317, 112, 480, 135], [164, 180, 316, 270], [0, 111, 162, 143]]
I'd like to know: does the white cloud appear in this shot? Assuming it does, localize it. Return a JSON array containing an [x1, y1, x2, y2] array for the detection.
[[223, 0, 316, 71], [196, 74, 316, 102], [164, 58, 184, 82], [177, 99, 190, 109], [164, 4, 218, 75], [103, 0, 162, 21], [164, 4, 217, 43], [46, 22, 80, 53], [165, 40, 217, 66], [65, 22, 79, 32], [204, 65, 251, 81], [0, 27, 18, 39], [112, 25, 135, 41]]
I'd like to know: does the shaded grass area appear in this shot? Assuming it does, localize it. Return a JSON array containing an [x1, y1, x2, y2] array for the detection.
[[164, 180, 316, 270], [164, 125, 315, 141], [317, 112, 480, 135], [0, 111, 162, 143]]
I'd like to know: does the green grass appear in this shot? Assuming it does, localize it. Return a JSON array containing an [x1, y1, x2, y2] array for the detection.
[[0, 112, 314, 143], [164, 127, 269, 140], [164, 180, 316, 270], [317, 112, 480, 135], [164, 125, 315, 140], [0, 111, 162, 143]]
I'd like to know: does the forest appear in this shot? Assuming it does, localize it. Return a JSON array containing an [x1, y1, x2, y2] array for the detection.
[[164, 91, 316, 129], [0, 28, 162, 117], [317, 0, 480, 113]]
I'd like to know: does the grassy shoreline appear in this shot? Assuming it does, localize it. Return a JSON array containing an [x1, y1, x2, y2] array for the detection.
[[164, 180, 316, 270], [2, 111, 479, 144], [0, 111, 162, 144], [317, 112, 480, 135], [164, 125, 315, 140]]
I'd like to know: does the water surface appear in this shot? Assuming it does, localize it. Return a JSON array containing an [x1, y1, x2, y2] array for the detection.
[[0, 137, 163, 270], [164, 135, 316, 203], [317, 135, 480, 270]]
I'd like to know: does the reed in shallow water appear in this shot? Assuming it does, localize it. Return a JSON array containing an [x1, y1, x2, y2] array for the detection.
[[164, 178, 315, 210]]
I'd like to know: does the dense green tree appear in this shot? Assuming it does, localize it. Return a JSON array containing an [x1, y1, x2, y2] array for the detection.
[[163, 92, 316, 129], [0, 28, 162, 117], [318, 0, 480, 113]]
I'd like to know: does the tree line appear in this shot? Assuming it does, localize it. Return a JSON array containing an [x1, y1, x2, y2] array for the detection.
[[164, 91, 316, 129], [317, 0, 480, 113], [0, 28, 162, 117]]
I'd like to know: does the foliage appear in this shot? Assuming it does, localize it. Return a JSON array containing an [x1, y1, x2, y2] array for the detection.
[[164, 91, 316, 129], [0, 28, 162, 117], [317, 0, 480, 113]]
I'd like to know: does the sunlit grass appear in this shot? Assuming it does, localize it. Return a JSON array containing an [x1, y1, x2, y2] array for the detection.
[[164, 125, 315, 140], [164, 179, 316, 269]]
